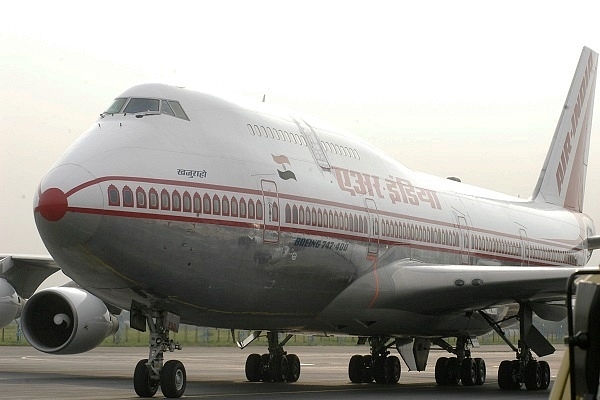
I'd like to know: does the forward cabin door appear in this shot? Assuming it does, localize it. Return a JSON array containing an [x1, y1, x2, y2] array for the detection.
[[456, 215, 470, 265], [365, 198, 380, 257], [519, 228, 529, 266], [261, 180, 280, 244]]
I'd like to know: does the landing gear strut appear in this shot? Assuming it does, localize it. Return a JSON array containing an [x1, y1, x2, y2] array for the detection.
[[243, 331, 301, 383], [479, 304, 552, 391], [131, 305, 185, 398], [348, 336, 401, 384]]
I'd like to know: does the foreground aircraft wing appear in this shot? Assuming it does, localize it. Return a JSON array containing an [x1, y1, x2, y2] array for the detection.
[[379, 263, 576, 315], [0, 255, 60, 298], [321, 262, 579, 323]]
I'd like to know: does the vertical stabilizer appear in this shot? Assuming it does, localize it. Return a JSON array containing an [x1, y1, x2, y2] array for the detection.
[[532, 47, 598, 212]]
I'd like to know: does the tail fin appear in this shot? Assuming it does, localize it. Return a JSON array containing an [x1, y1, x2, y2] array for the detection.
[[532, 47, 598, 212]]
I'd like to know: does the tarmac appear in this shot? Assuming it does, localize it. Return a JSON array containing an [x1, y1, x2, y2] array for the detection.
[[0, 345, 565, 399]]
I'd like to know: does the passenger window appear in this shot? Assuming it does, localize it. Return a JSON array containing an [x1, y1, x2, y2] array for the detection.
[[123, 186, 134, 207], [136, 187, 147, 208]]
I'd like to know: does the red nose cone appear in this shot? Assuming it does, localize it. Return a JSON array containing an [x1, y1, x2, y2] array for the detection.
[[37, 188, 68, 221]]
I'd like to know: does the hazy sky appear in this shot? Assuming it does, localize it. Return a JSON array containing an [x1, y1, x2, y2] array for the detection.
[[2, 1, 600, 270]]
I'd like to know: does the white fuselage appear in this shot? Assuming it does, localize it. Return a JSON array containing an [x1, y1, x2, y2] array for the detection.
[[33, 84, 594, 337]]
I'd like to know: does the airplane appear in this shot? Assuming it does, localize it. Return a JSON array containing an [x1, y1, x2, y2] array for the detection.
[[0, 46, 598, 398]]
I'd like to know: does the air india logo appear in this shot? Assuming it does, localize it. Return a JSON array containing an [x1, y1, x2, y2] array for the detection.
[[272, 154, 297, 181]]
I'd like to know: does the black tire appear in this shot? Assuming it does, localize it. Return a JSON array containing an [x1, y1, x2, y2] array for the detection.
[[474, 358, 486, 385], [524, 360, 541, 391], [435, 357, 449, 385], [161, 360, 186, 398], [348, 355, 364, 383], [245, 353, 263, 382], [134, 359, 159, 398], [362, 355, 373, 383], [447, 358, 460, 385], [386, 356, 401, 384], [460, 358, 476, 386], [539, 361, 550, 390], [498, 360, 521, 390], [286, 354, 301, 382], [269, 354, 288, 382], [260, 354, 271, 382], [373, 356, 389, 384]]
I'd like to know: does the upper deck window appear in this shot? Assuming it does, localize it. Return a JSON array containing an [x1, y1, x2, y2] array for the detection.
[[103, 97, 189, 120]]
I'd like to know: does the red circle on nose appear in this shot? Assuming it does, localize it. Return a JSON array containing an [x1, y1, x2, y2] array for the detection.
[[38, 188, 68, 221]]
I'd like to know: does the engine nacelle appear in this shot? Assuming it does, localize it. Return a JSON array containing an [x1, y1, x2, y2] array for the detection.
[[0, 278, 24, 328], [21, 287, 118, 354]]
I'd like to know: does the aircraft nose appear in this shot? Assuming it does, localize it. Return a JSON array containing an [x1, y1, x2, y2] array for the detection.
[[34, 164, 103, 248]]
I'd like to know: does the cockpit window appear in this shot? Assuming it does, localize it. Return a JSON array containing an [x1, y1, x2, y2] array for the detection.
[[102, 97, 189, 120], [167, 100, 189, 120], [105, 98, 127, 114], [124, 98, 160, 114], [161, 100, 176, 117]]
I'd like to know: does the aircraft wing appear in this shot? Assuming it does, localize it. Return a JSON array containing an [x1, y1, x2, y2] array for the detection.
[[379, 263, 577, 316], [320, 261, 581, 325], [0, 255, 60, 298]]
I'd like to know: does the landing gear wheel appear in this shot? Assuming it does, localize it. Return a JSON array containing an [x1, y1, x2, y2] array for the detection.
[[460, 358, 477, 386], [349, 355, 365, 383], [539, 361, 550, 390], [245, 353, 263, 382], [269, 354, 288, 382], [160, 360, 186, 398], [474, 357, 486, 385], [260, 354, 271, 382], [286, 354, 301, 382], [498, 360, 522, 390], [373, 356, 389, 384], [524, 360, 542, 391], [386, 356, 401, 384], [435, 357, 449, 385], [134, 359, 159, 398], [362, 355, 373, 383]]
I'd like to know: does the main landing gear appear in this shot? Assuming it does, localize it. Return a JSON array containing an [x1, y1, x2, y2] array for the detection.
[[130, 305, 186, 398], [348, 336, 401, 384], [241, 331, 302, 383], [431, 336, 486, 386], [479, 304, 553, 391]]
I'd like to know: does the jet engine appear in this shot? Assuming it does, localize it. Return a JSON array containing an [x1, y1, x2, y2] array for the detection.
[[0, 278, 23, 328], [21, 287, 118, 354]]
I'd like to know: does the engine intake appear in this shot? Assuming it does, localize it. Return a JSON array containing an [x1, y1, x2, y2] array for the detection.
[[21, 287, 118, 354], [0, 278, 23, 328]]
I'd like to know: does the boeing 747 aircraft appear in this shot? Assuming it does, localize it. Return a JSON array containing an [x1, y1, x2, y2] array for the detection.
[[1, 47, 598, 398]]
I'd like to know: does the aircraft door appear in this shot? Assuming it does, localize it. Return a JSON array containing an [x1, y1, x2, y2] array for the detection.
[[365, 198, 379, 256], [519, 228, 529, 266], [261, 180, 280, 244], [293, 118, 331, 171], [456, 215, 470, 265]]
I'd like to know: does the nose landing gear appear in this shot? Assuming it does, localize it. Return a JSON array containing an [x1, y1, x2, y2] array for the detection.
[[131, 305, 185, 398]]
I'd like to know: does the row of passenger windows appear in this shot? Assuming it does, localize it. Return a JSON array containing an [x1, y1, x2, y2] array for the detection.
[[108, 185, 267, 220], [246, 124, 360, 159], [107, 185, 576, 265]]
